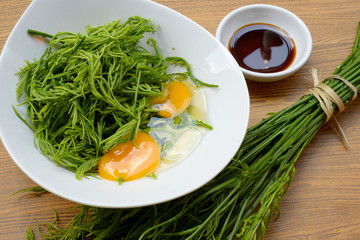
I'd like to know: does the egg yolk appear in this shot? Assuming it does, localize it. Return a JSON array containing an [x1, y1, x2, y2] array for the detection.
[[98, 131, 160, 181], [152, 80, 192, 118]]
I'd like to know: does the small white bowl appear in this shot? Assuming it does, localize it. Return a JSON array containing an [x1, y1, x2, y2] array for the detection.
[[216, 4, 312, 82]]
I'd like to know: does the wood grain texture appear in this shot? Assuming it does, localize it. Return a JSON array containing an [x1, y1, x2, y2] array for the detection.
[[1, 0, 360, 239]]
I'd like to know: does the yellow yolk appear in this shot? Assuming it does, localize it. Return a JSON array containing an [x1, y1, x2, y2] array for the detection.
[[152, 80, 192, 118], [98, 131, 160, 181]]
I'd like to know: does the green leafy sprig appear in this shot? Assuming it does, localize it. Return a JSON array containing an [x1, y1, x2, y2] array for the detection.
[[25, 23, 360, 240], [15, 16, 214, 180]]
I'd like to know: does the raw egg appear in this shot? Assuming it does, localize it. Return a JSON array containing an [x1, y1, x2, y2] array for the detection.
[[98, 131, 160, 181], [152, 80, 192, 118], [148, 111, 207, 173]]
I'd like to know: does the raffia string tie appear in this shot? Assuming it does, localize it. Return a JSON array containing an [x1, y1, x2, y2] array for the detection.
[[308, 68, 358, 148]]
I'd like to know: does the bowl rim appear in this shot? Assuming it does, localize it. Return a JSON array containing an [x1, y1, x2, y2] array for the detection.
[[216, 4, 312, 81], [0, 0, 250, 208]]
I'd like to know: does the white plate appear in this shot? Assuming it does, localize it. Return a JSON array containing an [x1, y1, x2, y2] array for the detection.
[[0, 0, 249, 208]]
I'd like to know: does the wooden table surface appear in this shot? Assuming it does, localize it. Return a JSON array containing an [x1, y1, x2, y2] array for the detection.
[[1, 0, 360, 239]]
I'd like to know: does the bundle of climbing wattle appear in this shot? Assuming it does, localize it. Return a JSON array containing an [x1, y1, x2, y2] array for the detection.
[[27, 24, 360, 240]]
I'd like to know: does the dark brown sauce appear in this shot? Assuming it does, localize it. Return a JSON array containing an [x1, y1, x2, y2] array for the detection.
[[228, 23, 296, 73]]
